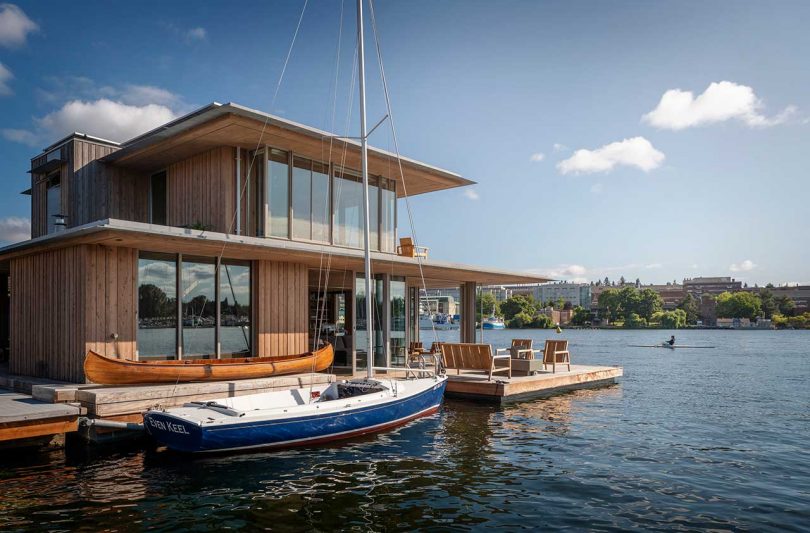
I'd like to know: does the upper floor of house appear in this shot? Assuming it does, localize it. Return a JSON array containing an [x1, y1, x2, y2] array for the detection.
[[25, 102, 474, 253]]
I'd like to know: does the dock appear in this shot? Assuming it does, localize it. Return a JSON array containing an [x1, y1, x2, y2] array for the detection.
[[0, 388, 81, 445], [445, 365, 623, 403]]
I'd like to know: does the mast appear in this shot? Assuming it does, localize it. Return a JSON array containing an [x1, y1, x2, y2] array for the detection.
[[357, 0, 374, 379]]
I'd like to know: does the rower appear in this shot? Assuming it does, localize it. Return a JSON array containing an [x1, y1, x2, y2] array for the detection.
[[667, 335, 675, 346]]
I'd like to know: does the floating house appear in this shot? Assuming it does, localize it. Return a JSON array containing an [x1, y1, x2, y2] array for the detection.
[[0, 103, 547, 383]]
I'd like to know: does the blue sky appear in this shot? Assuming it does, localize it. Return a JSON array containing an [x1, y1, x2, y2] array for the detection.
[[1, 0, 808, 285]]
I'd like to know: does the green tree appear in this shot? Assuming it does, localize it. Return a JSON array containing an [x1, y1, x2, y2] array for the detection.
[[653, 309, 687, 328], [500, 295, 537, 320], [507, 311, 535, 329], [530, 314, 554, 328], [476, 292, 499, 323], [598, 288, 621, 323], [677, 293, 699, 324], [616, 286, 641, 319], [624, 312, 647, 328], [571, 306, 590, 326], [775, 296, 796, 316], [757, 288, 777, 319], [636, 288, 663, 320], [716, 291, 763, 319]]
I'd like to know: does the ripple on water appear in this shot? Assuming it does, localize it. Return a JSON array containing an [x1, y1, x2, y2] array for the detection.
[[1, 330, 808, 531]]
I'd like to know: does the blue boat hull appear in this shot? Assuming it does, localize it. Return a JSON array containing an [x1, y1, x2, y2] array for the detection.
[[482, 323, 505, 330], [144, 379, 447, 453]]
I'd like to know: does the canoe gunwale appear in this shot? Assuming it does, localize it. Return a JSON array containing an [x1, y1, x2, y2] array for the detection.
[[84, 344, 334, 385]]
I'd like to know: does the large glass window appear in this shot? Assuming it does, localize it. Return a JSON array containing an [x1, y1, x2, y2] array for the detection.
[[137, 254, 178, 359], [381, 179, 396, 253], [312, 162, 330, 242], [390, 276, 406, 366], [219, 261, 251, 356], [355, 273, 385, 370], [46, 172, 61, 234], [335, 169, 379, 250], [181, 258, 216, 357], [292, 157, 330, 242], [335, 169, 364, 248], [268, 149, 289, 238], [292, 157, 312, 240], [137, 254, 252, 359]]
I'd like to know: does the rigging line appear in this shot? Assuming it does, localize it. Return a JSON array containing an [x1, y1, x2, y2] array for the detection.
[[314, 0, 346, 355], [368, 0, 438, 343], [215, 0, 309, 274]]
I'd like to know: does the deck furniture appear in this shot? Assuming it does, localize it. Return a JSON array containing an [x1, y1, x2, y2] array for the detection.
[[542, 339, 571, 373], [409, 341, 425, 354], [496, 339, 544, 376], [440, 343, 511, 381], [397, 237, 429, 259]]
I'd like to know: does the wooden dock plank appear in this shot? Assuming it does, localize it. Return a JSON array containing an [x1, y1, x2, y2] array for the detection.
[[0, 389, 81, 442], [446, 364, 622, 403]]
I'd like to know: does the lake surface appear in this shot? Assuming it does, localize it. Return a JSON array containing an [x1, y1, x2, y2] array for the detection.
[[1, 330, 808, 531]]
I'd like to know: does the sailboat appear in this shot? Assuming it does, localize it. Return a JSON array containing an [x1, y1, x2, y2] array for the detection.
[[143, 0, 447, 453]]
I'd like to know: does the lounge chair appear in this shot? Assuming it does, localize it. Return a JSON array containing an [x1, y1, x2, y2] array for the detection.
[[496, 339, 543, 375], [397, 237, 429, 258], [440, 343, 511, 381], [542, 339, 571, 373]]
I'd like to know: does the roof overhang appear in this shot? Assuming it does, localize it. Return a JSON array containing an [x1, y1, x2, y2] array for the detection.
[[0, 219, 549, 285], [99, 102, 474, 197]]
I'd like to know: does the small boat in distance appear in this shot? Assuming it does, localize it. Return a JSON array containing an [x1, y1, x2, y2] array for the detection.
[[84, 344, 334, 385], [482, 316, 505, 330], [628, 344, 716, 349]]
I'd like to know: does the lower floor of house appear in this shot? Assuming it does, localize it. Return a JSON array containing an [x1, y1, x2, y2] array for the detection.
[[0, 244, 480, 383]]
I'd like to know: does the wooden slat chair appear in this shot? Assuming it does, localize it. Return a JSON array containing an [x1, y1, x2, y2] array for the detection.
[[495, 339, 540, 360], [542, 339, 571, 373], [397, 237, 429, 259], [440, 343, 511, 381], [409, 341, 424, 355]]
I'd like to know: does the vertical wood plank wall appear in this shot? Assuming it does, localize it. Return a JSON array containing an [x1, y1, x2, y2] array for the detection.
[[167, 146, 236, 233], [9, 245, 137, 383], [70, 140, 119, 228], [254, 261, 308, 357]]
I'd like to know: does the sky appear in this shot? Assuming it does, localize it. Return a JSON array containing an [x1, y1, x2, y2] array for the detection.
[[0, 0, 808, 286]]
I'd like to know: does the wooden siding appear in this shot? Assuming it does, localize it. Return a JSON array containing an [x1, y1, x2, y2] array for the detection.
[[167, 146, 236, 233], [9, 245, 137, 383], [30, 139, 122, 238], [254, 260, 308, 357], [108, 166, 149, 223], [69, 140, 119, 228]]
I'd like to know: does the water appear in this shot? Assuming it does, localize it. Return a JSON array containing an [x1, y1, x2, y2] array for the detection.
[[2, 330, 808, 531]]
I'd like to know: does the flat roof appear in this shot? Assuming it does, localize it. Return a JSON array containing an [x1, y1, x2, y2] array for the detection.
[[0, 219, 549, 285], [99, 102, 474, 197]]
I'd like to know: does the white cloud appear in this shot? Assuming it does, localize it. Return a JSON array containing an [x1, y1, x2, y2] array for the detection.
[[557, 136, 665, 175], [529, 152, 545, 162], [589, 183, 603, 194], [730, 259, 756, 272], [4, 80, 183, 146], [0, 61, 12, 95], [462, 189, 480, 201], [645, 263, 663, 269], [553, 143, 567, 152], [0, 3, 38, 48], [0, 216, 30, 242], [1, 127, 37, 145], [186, 27, 207, 41], [643, 81, 796, 130]]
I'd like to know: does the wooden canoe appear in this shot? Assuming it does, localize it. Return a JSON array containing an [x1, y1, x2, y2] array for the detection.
[[84, 344, 334, 385]]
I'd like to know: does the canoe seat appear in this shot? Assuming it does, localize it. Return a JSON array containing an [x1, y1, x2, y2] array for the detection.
[[440, 343, 511, 381]]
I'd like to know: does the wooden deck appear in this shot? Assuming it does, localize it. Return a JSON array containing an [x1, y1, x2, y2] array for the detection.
[[445, 364, 622, 403], [0, 388, 81, 443]]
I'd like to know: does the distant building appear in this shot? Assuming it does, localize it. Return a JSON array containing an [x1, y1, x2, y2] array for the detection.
[[644, 284, 686, 310], [484, 282, 592, 310], [683, 277, 743, 297], [716, 317, 752, 329], [699, 294, 717, 326], [743, 284, 810, 314]]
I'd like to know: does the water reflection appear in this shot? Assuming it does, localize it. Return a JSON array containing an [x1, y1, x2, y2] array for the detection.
[[1, 330, 808, 531]]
